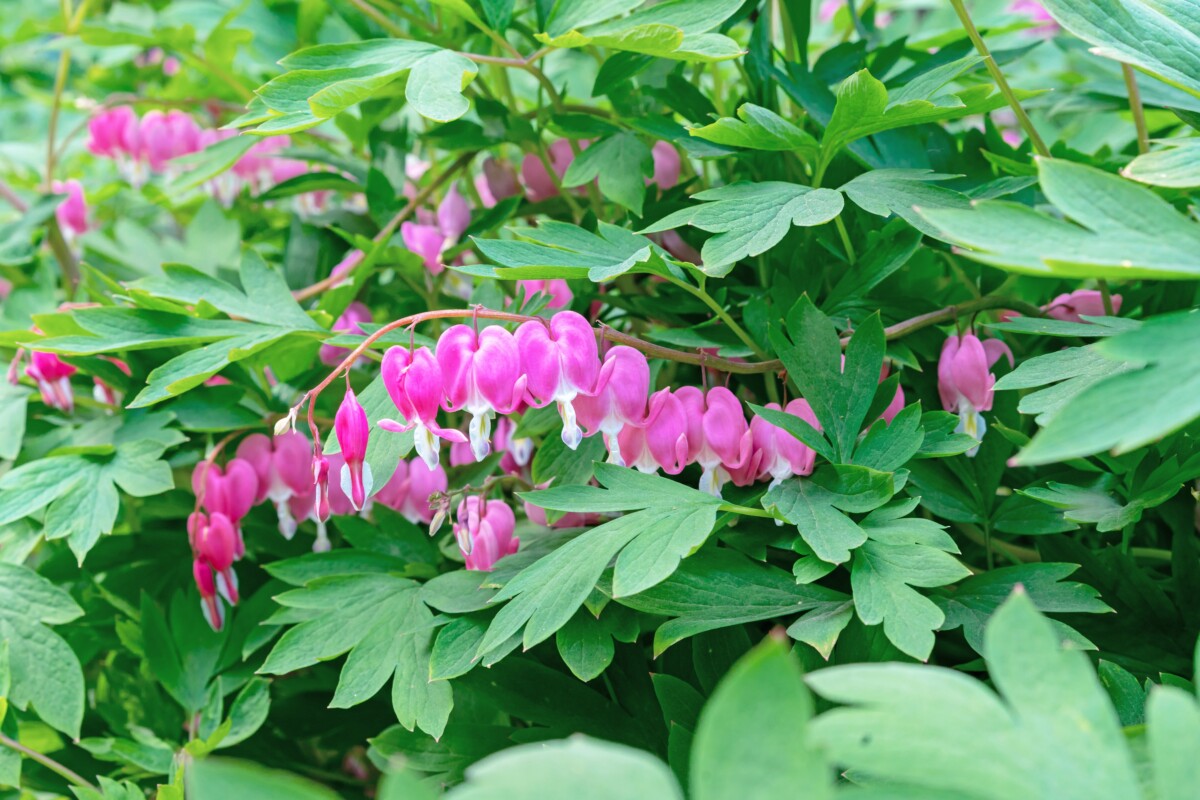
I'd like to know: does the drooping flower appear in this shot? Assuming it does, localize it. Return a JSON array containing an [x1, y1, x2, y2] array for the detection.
[[92, 356, 131, 408], [515, 311, 600, 450], [676, 386, 754, 496], [437, 186, 471, 244], [87, 106, 139, 160], [194, 558, 225, 631], [139, 109, 201, 174], [374, 457, 449, 524], [191, 458, 259, 556], [436, 324, 527, 461], [335, 387, 372, 511], [879, 362, 906, 424], [750, 399, 820, 487], [1043, 289, 1122, 322], [312, 451, 331, 524], [401, 221, 447, 274], [616, 388, 690, 475], [380, 346, 467, 469], [476, 158, 519, 207], [1010, 0, 1058, 35], [330, 250, 364, 283], [51, 180, 89, 240], [937, 333, 1014, 454], [194, 511, 240, 605], [650, 141, 681, 190], [26, 351, 76, 413], [574, 346, 650, 466], [319, 302, 372, 367], [453, 496, 519, 572], [236, 431, 313, 539], [520, 139, 578, 202], [517, 279, 573, 310], [495, 416, 533, 475]]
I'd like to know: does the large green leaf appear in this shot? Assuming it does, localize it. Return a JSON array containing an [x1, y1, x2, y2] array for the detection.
[[691, 636, 832, 800], [1040, 0, 1200, 99], [0, 564, 85, 737], [470, 221, 669, 282], [445, 736, 683, 800], [538, 0, 744, 62], [1123, 138, 1200, 188], [689, 103, 819, 164], [807, 591, 1141, 798], [187, 758, 341, 800], [921, 159, 1200, 279], [562, 133, 653, 216]]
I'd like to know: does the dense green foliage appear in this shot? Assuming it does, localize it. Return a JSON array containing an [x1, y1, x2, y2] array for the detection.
[[2, 0, 1200, 798]]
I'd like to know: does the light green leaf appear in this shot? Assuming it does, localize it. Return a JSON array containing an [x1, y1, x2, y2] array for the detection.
[[640, 182, 844, 275], [471, 221, 665, 282], [839, 169, 971, 239], [921, 159, 1200, 279], [187, 758, 341, 800], [445, 736, 683, 800], [1123, 138, 1200, 188], [691, 636, 832, 800], [1040, 0, 1200, 98], [1148, 685, 1200, 800], [562, 132, 652, 215], [689, 103, 819, 163], [406, 50, 479, 123]]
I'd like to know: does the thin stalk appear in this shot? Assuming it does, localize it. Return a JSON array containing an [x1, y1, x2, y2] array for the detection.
[[44, 0, 86, 298], [349, 0, 405, 36], [0, 733, 97, 792], [1122, 64, 1150, 155], [1098, 279, 1116, 316], [949, 0, 1049, 157], [662, 274, 767, 360], [834, 217, 856, 263], [719, 503, 776, 519]]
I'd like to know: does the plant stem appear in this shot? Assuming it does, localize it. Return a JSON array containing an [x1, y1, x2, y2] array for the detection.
[[1121, 63, 1149, 155], [292, 151, 477, 302], [719, 503, 776, 519], [662, 274, 767, 359], [949, 0, 1049, 158], [1098, 279, 1116, 316], [834, 216, 856, 263], [0, 733, 97, 792], [349, 0, 405, 36], [44, 0, 85, 299]]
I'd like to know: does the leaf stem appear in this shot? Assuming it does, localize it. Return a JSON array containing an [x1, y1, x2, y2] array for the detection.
[[348, 0, 405, 36], [1121, 64, 1150, 155], [719, 503, 776, 519], [0, 733, 97, 792], [948, 0, 1049, 158], [834, 216, 856, 263], [1098, 279, 1116, 316], [662, 274, 767, 360]]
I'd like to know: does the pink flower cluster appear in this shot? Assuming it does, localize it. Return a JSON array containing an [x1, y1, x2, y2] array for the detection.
[[937, 332, 1014, 453], [87, 106, 335, 212], [335, 310, 896, 504]]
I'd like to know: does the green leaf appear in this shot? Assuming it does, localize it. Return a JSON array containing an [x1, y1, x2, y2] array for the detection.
[[259, 574, 449, 738], [821, 68, 1023, 168], [838, 169, 971, 239], [689, 103, 819, 163], [539, 0, 744, 62], [218, 678, 272, 749], [1020, 482, 1145, 532], [555, 610, 615, 681], [934, 563, 1112, 654], [0, 564, 85, 737], [616, 548, 844, 655], [1148, 685, 1200, 800], [1123, 138, 1200, 188], [445, 736, 683, 799], [470, 221, 662, 282], [0, 195, 61, 266], [1040, 0, 1200, 99], [851, 537, 971, 661], [921, 159, 1200, 279], [641, 182, 844, 275], [808, 591, 1140, 798], [691, 636, 832, 800], [562, 132, 652, 215], [187, 758, 341, 800], [406, 50, 479, 123]]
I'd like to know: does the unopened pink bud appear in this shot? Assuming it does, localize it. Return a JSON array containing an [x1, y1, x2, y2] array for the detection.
[[335, 387, 372, 511]]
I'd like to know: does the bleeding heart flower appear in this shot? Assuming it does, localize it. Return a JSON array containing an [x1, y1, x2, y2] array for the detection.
[[194, 511, 240, 605], [879, 362, 906, 424], [92, 356, 131, 408], [330, 250, 364, 283], [191, 458, 259, 556], [193, 558, 225, 631], [87, 106, 139, 159], [1043, 289, 1122, 322], [477, 158, 519, 207], [374, 457, 449, 523], [26, 351, 76, 413], [437, 186, 471, 244], [335, 387, 372, 511], [751, 399, 820, 487], [437, 324, 527, 462], [616, 388, 691, 475], [51, 180, 89, 239], [380, 346, 467, 469], [236, 431, 313, 539], [454, 496, 519, 572], [320, 302, 372, 367], [574, 346, 650, 466], [515, 311, 600, 450], [650, 141, 681, 190], [676, 386, 753, 496], [937, 333, 1014, 455], [401, 221, 447, 274], [520, 138, 578, 202]]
